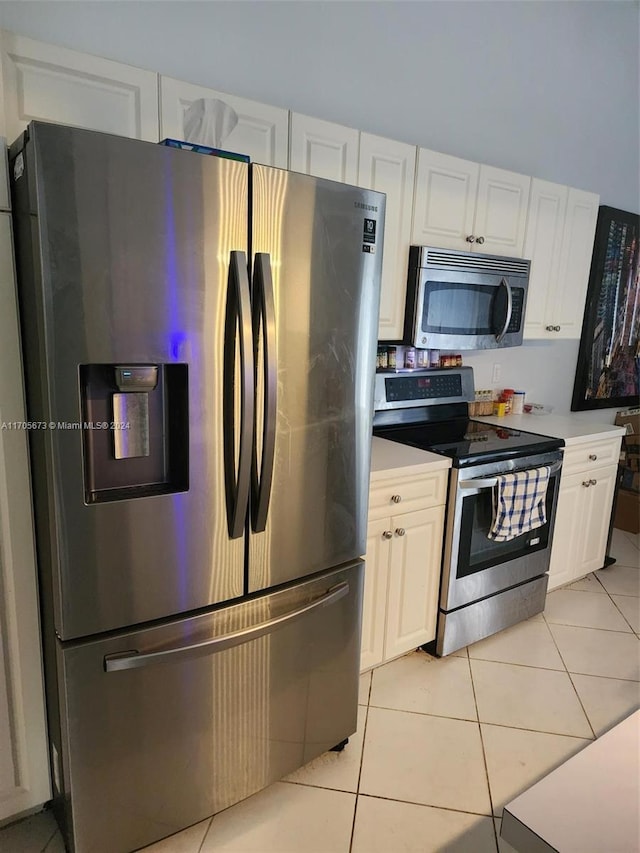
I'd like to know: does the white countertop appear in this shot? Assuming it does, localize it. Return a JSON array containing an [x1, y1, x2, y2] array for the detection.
[[370, 436, 451, 478], [476, 413, 625, 445], [502, 710, 640, 853]]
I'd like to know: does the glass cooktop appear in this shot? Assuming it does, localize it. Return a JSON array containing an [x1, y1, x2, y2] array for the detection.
[[374, 417, 564, 468]]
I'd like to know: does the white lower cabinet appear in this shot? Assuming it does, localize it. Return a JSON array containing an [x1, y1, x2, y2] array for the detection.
[[361, 467, 447, 672], [548, 437, 621, 591]]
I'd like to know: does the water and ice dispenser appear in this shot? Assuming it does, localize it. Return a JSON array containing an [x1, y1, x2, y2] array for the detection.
[[80, 364, 189, 503]]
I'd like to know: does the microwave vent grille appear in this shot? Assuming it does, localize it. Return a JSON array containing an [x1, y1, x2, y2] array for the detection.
[[421, 248, 530, 277]]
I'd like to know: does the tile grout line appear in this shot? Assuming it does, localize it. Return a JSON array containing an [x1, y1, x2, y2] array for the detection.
[[348, 697, 370, 853], [544, 612, 600, 739], [606, 592, 639, 634], [465, 653, 499, 851], [40, 825, 59, 853], [196, 817, 214, 853], [353, 791, 496, 819]]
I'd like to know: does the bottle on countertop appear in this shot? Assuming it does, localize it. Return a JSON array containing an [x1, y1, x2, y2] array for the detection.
[[512, 391, 525, 415]]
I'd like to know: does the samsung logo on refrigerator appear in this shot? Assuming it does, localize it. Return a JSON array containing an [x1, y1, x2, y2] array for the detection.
[[354, 201, 378, 212]]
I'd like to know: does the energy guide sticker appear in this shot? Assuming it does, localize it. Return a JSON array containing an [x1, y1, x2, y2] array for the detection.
[[362, 218, 376, 252]]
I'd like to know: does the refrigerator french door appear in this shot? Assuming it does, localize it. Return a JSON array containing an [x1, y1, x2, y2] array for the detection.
[[10, 122, 384, 852]]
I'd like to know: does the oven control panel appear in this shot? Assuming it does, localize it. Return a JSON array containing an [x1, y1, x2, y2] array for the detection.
[[374, 367, 475, 411]]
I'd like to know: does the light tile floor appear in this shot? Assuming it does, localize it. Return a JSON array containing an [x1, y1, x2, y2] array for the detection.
[[3, 529, 638, 853]]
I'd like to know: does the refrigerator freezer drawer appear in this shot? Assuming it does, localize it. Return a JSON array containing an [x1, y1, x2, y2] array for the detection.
[[55, 562, 363, 853]]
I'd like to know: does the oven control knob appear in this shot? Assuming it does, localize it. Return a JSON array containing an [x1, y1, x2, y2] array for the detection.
[[476, 236, 485, 245], [391, 494, 402, 503], [395, 528, 406, 537], [382, 530, 393, 540], [466, 235, 476, 243]]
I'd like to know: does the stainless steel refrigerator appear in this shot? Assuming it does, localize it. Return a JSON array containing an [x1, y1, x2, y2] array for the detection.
[[10, 122, 384, 853]]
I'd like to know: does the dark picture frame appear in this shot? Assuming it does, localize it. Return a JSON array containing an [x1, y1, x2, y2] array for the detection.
[[571, 205, 640, 411]]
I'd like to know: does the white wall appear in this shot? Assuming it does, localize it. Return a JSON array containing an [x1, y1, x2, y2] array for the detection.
[[1, 0, 637, 421]]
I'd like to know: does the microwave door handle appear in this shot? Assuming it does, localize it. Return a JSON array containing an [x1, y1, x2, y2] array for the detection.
[[494, 277, 513, 343]]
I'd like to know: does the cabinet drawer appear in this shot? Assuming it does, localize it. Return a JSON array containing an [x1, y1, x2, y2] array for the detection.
[[369, 469, 448, 519], [562, 437, 622, 476]]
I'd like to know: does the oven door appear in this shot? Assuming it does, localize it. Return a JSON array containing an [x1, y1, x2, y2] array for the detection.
[[410, 269, 526, 350], [440, 452, 562, 611]]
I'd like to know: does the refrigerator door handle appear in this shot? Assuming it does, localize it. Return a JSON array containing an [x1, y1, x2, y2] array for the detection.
[[251, 253, 277, 532], [223, 251, 255, 539], [104, 581, 349, 672]]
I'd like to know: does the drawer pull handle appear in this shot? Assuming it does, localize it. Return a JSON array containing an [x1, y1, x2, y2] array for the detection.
[[382, 530, 393, 540], [395, 528, 406, 537], [391, 494, 402, 504], [589, 454, 597, 461]]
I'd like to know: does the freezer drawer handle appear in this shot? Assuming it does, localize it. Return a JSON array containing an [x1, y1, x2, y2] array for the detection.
[[251, 253, 277, 532], [459, 460, 562, 491], [103, 581, 350, 673], [223, 251, 255, 538]]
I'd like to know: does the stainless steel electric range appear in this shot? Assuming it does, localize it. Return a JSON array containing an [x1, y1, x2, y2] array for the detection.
[[373, 367, 564, 656]]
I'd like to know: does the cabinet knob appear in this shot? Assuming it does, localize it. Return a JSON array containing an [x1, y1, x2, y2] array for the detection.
[[476, 236, 485, 245], [545, 325, 555, 331], [554, 325, 561, 332], [466, 235, 476, 243], [395, 528, 406, 537], [590, 479, 597, 486], [391, 494, 402, 504], [589, 454, 597, 461], [582, 480, 591, 487], [382, 530, 393, 540]]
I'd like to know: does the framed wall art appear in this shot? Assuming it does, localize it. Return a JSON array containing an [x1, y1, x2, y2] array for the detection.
[[572, 205, 640, 411]]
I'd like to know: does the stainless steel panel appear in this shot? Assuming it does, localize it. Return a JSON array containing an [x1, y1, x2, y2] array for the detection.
[[56, 562, 363, 853], [14, 123, 248, 638], [112, 392, 149, 459], [249, 166, 385, 592], [436, 574, 548, 656], [440, 451, 562, 611]]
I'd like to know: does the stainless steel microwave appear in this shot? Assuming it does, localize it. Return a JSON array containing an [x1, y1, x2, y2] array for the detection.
[[404, 246, 530, 350]]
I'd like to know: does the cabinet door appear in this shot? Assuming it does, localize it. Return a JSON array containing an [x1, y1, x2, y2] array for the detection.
[[1, 31, 159, 143], [548, 466, 618, 591], [360, 518, 392, 672], [0, 213, 50, 820], [289, 113, 359, 183], [552, 188, 599, 338], [523, 179, 568, 339], [358, 133, 416, 340], [473, 165, 531, 257], [384, 506, 444, 660], [411, 148, 479, 250], [160, 76, 288, 167]]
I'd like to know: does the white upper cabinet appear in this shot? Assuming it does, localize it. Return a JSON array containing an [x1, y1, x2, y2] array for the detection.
[[411, 149, 478, 250], [160, 76, 288, 167], [358, 133, 416, 340], [412, 148, 530, 257], [553, 188, 599, 336], [289, 113, 359, 183], [0, 31, 159, 143], [524, 180, 599, 339], [473, 165, 531, 256]]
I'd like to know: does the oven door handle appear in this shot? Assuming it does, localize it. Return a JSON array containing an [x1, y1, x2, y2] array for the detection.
[[459, 460, 562, 491]]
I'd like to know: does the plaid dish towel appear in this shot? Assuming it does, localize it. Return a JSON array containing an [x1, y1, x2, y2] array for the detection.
[[488, 466, 551, 542]]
